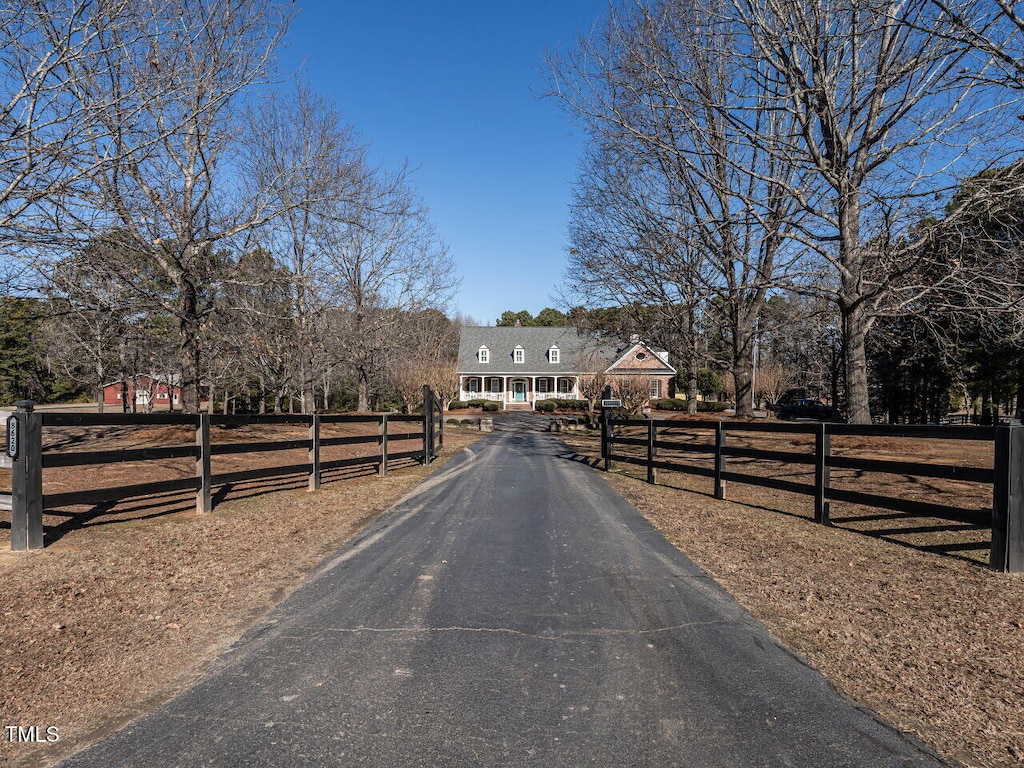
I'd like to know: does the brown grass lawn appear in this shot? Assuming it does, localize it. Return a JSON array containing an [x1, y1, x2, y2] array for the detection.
[[0, 425, 483, 768], [560, 427, 1023, 768]]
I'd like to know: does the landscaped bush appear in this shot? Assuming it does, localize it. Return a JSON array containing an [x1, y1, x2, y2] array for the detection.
[[654, 398, 687, 411], [535, 400, 557, 412], [550, 398, 588, 411], [446, 418, 461, 425], [466, 398, 490, 407], [460, 419, 475, 426], [482, 401, 502, 412], [448, 400, 469, 410], [697, 400, 732, 412]]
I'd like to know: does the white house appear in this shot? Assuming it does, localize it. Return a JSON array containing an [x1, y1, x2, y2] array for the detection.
[[456, 326, 676, 409]]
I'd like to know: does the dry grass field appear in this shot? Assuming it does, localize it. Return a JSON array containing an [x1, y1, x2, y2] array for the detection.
[[561, 423, 1023, 768]]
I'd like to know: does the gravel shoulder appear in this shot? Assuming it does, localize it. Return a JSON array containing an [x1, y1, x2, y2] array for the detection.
[[0, 428, 483, 768]]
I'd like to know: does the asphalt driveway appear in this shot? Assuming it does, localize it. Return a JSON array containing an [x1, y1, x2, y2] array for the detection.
[[58, 431, 950, 767]]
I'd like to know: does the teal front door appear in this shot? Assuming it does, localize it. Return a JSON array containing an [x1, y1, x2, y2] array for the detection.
[[513, 381, 526, 401]]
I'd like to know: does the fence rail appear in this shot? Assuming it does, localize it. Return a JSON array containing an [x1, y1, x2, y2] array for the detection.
[[5, 388, 444, 551], [599, 414, 1023, 573]]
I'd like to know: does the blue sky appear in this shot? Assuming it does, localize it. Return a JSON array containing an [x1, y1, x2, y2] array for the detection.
[[283, 2, 605, 325]]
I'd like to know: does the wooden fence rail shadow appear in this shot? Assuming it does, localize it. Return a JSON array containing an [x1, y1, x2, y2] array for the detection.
[[4, 387, 444, 551], [599, 414, 1022, 573]]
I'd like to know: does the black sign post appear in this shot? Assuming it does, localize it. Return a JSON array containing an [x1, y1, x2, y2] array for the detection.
[[10, 400, 42, 550]]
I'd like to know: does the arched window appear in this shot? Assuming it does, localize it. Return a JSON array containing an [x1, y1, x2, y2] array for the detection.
[[513, 345, 524, 364]]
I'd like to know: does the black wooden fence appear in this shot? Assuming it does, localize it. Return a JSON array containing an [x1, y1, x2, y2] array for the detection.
[[6, 387, 444, 551], [600, 414, 1023, 573]]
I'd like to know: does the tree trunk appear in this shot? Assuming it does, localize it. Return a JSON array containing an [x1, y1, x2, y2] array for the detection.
[[357, 367, 370, 412], [178, 279, 202, 414], [838, 189, 872, 424], [841, 301, 872, 424], [732, 323, 755, 418]]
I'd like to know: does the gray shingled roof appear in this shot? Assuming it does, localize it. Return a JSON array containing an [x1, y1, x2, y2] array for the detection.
[[457, 326, 612, 375]]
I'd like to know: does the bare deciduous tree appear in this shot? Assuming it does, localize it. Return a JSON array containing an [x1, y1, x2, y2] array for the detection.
[[321, 171, 457, 412], [56, 0, 297, 412], [548, 0, 813, 417], [732, 0, 1021, 421], [247, 82, 367, 413]]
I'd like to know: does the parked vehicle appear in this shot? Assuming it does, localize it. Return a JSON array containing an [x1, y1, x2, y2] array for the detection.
[[776, 398, 834, 421]]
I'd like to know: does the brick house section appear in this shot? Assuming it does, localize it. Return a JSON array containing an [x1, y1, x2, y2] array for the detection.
[[605, 342, 676, 400]]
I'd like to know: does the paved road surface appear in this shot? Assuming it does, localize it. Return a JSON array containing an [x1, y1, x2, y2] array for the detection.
[[59, 431, 949, 767]]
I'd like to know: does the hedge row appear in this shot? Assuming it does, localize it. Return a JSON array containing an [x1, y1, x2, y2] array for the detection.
[[449, 399, 503, 410], [652, 398, 733, 413]]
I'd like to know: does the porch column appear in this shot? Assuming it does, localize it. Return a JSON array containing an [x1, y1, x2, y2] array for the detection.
[[530, 376, 536, 408], [458, 375, 464, 400], [502, 376, 508, 403]]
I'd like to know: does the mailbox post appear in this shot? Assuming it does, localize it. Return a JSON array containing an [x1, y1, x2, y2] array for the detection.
[[10, 400, 43, 550]]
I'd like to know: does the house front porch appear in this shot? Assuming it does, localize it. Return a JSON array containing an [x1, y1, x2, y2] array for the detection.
[[458, 375, 580, 409]]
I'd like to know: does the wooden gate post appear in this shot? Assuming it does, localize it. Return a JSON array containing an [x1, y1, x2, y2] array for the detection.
[[436, 393, 443, 455], [714, 421, 726, 500], [196, 413, 211, 514], [10, 400, 43, 550], [992, 424, 1024, 572], [602, 407, 612, 471], [422, 385, 432, 466], [379, 413, 389, 477], [308, 414, 321, 492], [647, 419, 657, 485], [814, 422, 832, 525]]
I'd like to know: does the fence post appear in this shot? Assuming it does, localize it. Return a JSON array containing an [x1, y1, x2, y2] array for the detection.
[[422, 385, 432, 466], [992, 424, 1024, 572], [379, 413, 389, 477], [196, 413, 211, 514], [308, 414, 321, 492], [436, 394, 443, 455], [714, 421, 726, 500], [10, 401, 43, 550], [814, 423, 832, 525], [603, 408, 612, 471], [647, 419, 657, 485]]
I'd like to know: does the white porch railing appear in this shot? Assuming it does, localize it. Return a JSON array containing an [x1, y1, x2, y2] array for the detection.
[[461, 391, 504, 401]]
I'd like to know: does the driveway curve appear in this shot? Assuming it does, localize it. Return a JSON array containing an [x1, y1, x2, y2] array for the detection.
[[58, 431, 950, 767]]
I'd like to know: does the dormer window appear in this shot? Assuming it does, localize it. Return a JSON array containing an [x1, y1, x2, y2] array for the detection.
[[549, 346, 560, 364], [513, 345, 524, 364], [478, 346, 489, 363]]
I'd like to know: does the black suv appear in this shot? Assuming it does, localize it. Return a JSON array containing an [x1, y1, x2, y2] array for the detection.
[[776, 398, 834, 421]]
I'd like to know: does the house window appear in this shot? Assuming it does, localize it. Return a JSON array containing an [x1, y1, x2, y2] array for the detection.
[[479, 346, 489, 363], [468, 379, 479, 394], [558, 378, 572, 394], [538, 379, 549, 394], [514, 346, 524, 364], [549, 346, 560, 364], [650, 379, 661, 398], [490, 378, 501, 394]]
